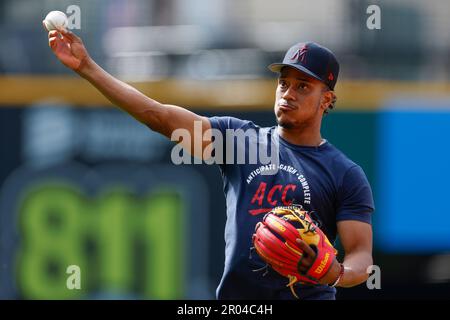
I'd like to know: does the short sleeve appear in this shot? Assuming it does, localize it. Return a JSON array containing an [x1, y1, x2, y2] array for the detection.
[[208, 117, 257, 168], [208, 116, 252, 134], [336, 165, 375, 224]]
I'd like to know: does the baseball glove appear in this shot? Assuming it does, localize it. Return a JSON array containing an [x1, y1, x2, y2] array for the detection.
[[251, 205, 337, 298]]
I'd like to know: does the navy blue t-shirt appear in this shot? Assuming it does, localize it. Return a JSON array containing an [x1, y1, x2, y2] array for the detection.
[[209, 116, 375, 300]]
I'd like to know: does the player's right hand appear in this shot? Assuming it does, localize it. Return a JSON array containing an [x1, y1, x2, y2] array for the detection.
[[44, 23, 90, 72]]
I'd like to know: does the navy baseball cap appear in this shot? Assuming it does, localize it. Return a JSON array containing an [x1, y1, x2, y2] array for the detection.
[[269, 42, 340, 90]]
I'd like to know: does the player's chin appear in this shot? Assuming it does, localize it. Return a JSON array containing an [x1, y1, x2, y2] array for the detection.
[[276, 114, 296, 129], [275, 107, 300, 128]]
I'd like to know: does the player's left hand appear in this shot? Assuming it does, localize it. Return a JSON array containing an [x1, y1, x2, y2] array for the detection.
[[252, 206, 340, 296], [296, 239, 341, 285]]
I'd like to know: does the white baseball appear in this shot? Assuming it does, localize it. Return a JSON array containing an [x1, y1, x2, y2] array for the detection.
[[43, 11, 68, 31]]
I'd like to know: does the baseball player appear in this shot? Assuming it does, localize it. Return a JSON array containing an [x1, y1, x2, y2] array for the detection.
[[46, 26, 374, 300]]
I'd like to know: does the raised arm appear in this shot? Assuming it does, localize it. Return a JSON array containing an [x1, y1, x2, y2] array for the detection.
[[46, 27, 211, 158]]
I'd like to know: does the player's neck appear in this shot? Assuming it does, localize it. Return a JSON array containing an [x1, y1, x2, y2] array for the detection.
[[277, 126, 323, 147]]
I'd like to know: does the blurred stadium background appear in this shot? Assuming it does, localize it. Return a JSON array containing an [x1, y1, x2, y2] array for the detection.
[[1, 0, 450, 299]]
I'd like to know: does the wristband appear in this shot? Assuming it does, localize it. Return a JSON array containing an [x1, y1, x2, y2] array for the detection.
[[329, 263, 345, 287]]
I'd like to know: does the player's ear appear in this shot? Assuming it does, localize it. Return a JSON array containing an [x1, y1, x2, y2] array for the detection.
[[320, 89, 336, 112]]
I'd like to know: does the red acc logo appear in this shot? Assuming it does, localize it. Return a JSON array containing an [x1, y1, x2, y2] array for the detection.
[[248, 182, 297, 215]]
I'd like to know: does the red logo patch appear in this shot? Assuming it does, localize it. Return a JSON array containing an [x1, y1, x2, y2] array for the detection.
[[248, 182, 297, 215], [290, 44, 308, 63]]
